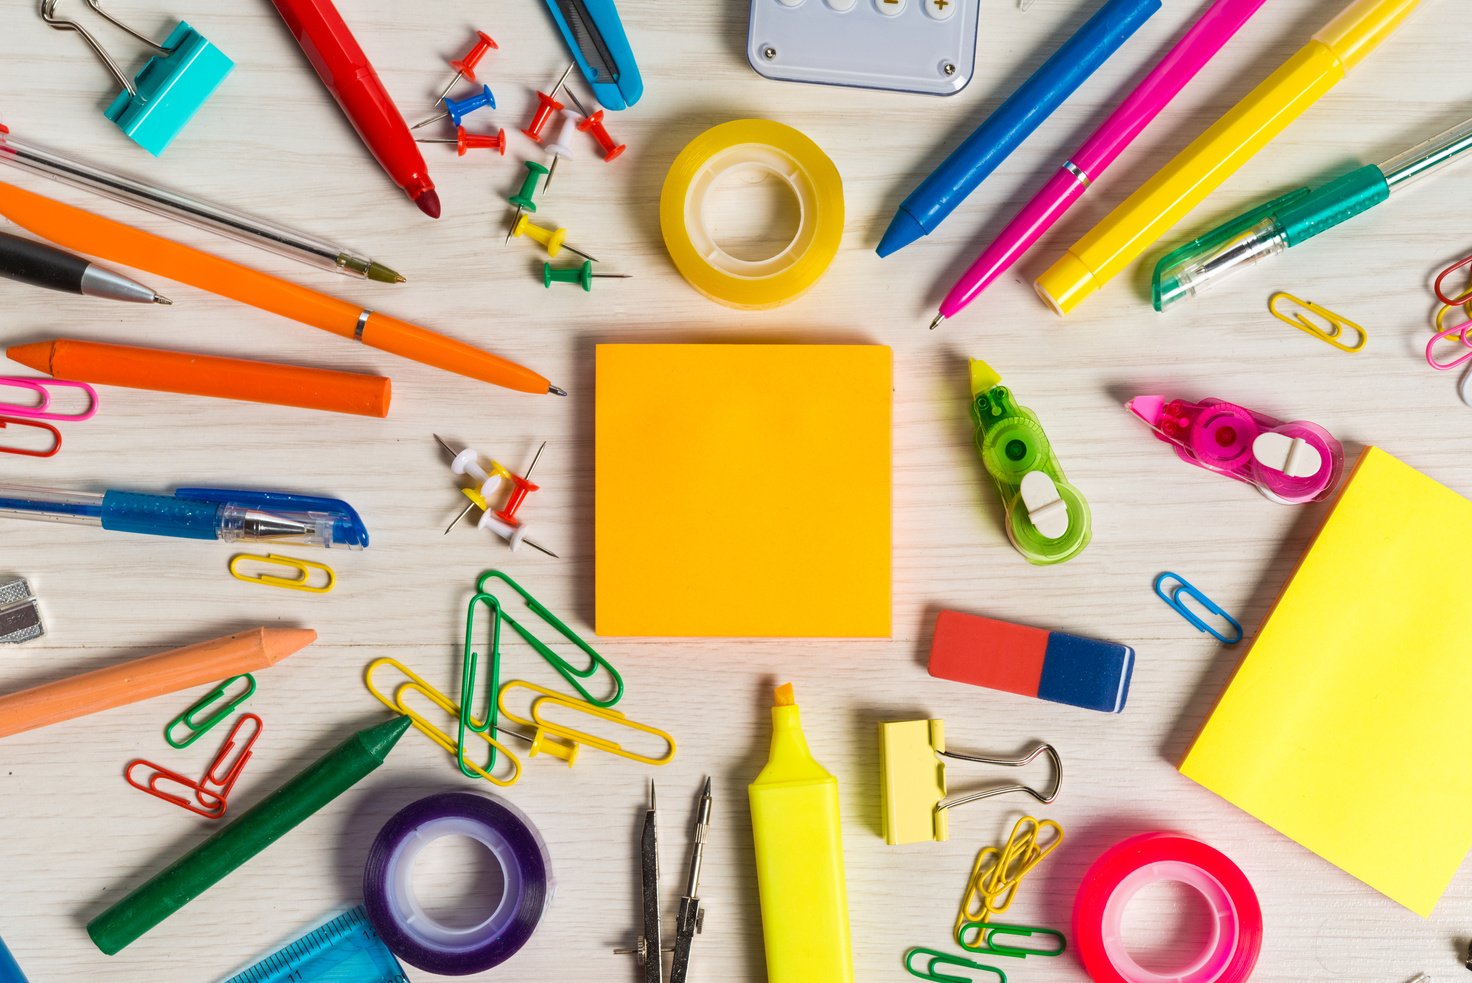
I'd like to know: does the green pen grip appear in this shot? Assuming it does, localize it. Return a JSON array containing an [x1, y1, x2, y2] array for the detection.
[[1279, 163, 1389, 246]]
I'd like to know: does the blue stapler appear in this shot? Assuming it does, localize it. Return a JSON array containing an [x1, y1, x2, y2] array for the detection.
[[40, 0, 233, 156], [542, 0, 642, 111]]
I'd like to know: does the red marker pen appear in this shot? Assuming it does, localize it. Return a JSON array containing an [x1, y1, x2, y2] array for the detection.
[[269, 0, 441, 218]]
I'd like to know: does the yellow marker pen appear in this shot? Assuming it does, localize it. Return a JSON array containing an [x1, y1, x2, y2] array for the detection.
[[748, 683, 855, 983], [1035, 0, 1420, 316]]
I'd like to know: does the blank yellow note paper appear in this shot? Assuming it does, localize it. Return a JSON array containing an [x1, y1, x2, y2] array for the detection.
[[596, 344, 892, 637], [1181, 447, 1472, 916]]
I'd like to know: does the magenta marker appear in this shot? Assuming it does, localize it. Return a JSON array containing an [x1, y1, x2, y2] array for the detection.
[[931, 0, 1269, 329]]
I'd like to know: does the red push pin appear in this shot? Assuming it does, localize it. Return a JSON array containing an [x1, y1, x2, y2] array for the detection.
[[523, 64, 573, 143], [433, 31, 498, 106], [565, 88, 626, 162], [417, 126, 507, 156]]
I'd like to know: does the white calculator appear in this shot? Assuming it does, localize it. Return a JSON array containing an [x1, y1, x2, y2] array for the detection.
[[747, 0, 979, 96]]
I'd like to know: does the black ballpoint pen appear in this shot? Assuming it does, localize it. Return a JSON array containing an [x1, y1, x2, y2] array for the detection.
[[0, 230, 168, 304]]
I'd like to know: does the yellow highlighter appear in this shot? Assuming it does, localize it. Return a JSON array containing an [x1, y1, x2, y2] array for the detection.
[[748, 683, 855, 983], [1035, 0, 1420, 316]]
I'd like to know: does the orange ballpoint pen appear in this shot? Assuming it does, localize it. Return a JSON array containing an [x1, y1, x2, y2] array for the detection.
[[0, 182, 564, 396]]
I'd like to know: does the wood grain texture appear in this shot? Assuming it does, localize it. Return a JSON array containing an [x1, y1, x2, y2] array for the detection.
[[0, 0, 1468, 980]]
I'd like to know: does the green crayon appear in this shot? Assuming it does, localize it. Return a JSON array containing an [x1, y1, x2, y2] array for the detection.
[[88, 714, 412, 955]]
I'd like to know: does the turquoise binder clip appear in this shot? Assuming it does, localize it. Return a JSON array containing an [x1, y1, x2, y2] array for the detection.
[[40, 0, 232, 156]]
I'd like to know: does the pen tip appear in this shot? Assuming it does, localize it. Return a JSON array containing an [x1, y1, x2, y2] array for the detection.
[[154, 294, 173, 306], [548, 385, 568, 397], [702, 775, 712, 795], [414, 189, 442, 219], [928, 312, 944, 331]]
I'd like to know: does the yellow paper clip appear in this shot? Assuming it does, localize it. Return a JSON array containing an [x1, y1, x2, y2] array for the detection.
[[955, 816, 1063, 940], [365, 657, 521, 787], [229, 553, 335, 593], [879, 718, 1061, 845], [1268, 293, 1367, 353], [497, 679, 676, 767]]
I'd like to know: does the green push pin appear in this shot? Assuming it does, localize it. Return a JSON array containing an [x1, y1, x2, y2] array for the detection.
[[505, 160, 551, 243], [542, 261, 632, 291]]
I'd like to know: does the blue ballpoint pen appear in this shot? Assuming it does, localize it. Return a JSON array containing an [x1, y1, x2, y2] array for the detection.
[[876, 0, 1160, 258], [0, 484, 368, 549]]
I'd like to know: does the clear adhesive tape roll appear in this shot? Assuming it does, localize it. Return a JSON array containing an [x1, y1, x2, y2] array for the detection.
[[660, 119, 843, 309], [364, 791, 554, 976], [1073, 833, 1262, 983]]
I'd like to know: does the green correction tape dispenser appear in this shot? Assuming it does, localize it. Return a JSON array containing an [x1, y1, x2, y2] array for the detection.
[[969, 359, 1091, 566]]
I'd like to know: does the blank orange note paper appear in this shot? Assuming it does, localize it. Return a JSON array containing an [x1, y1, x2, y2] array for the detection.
[[1181, 447, 1472, 916], [595, 344, 892, 637]]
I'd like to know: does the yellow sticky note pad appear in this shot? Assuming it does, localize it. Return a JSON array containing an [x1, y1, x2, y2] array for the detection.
[[1181, 447, 1472, 916], [595, 344, 892, 637]]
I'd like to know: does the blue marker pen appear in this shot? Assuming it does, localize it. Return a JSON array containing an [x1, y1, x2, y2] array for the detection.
[[876, 0, 1160, 258], [0, 484, 367, 549]]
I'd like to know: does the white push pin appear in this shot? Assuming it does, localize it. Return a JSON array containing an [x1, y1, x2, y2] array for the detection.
[[543, 112, 582, 193], [434, 435, 558, 558]]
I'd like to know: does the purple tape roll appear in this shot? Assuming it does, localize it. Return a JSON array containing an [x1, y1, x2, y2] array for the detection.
[[363, 791, 553, 976]]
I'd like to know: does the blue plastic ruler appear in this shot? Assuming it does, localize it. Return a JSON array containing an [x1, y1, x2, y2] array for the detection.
[[220, 907, 409, 983]]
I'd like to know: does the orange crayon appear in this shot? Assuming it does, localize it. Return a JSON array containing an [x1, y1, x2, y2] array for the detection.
[[0, 627, 315, 740], [8, 339, 391, 417]]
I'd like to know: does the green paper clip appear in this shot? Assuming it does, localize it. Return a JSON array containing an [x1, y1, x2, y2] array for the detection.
[[969, 359, 1091, 566], [458, 592, 505, 778], [476, 570, 623, 707], [904, 947, 1005, 982], [164, 674, 255, 749], [956, 921, 1067, 959]]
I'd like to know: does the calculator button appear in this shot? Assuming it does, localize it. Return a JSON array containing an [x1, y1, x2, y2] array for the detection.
[[825, 0, 857, 11], [875, 0, 904, 15], [776, 0, 804, 9], [923, 0, 956, 18]]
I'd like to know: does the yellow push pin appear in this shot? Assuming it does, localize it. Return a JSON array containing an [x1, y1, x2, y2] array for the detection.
[[510, 213, 598, 262]]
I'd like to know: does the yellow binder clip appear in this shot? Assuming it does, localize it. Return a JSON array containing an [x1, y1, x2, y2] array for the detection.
[[364, 657, 521, 787], [879, 718, 1061, 845], [497, 679, 676, 767], [229, 553, 335, 593], [1268, 292, 1367, 353]]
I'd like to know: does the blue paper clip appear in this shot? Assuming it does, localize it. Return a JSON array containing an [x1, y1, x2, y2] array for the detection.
[[40, 0, 233, 156], [904, 947, 1006, 983], [1153, 572, 1243, 645], [542, 0, 642, 110]]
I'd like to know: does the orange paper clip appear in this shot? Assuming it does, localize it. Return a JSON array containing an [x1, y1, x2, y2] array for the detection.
[[0, 417, 61, 457]]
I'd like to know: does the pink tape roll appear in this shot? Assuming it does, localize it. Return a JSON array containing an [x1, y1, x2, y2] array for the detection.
[[1073, 833, 1261, 983]]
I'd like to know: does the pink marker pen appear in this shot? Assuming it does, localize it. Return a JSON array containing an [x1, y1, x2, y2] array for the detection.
[[931, 0, 1269, 329]]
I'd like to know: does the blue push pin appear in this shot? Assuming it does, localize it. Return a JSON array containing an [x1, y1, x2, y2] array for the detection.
[[40, 0, 233, 157], [412, 84, 496, 131]]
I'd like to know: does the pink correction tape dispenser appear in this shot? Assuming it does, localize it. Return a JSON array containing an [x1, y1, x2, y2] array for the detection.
[[1127, 395, 1343, 504], [1074, 832, 1262, 983]]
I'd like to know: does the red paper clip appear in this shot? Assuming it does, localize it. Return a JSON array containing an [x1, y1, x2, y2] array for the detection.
[[200, 712, 263, 802], [1434, 254, 1472, 309], [0, 417, 61, 457], [125, 760, 228, 820]]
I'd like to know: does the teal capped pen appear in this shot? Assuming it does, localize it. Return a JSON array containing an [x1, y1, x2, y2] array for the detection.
[[1154, 114, 1472, 310]]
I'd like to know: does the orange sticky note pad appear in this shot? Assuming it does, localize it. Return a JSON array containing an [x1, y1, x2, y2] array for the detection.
[[595, 344, 892, 637], [1181, 447, 1472, 916]]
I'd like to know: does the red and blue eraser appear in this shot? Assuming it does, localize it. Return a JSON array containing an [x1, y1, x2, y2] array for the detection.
[[929, 609, 1134, 713]]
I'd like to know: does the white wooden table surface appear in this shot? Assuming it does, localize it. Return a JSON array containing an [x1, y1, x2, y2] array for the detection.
[[0, 1, 1468, 981]]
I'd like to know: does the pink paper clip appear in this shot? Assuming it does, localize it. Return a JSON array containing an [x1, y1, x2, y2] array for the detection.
[[1425, 318, 1472, 371], [0, 417, 62, 458], [199, 712, 262, 802], [0, 377, 98, 421], [124, 759, 227, 820]]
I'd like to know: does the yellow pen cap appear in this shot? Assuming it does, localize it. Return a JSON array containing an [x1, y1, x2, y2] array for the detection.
[[748, 683, 855, 983], [1035, 0, 1419, 316], [1316, 0, 1420, 71]]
